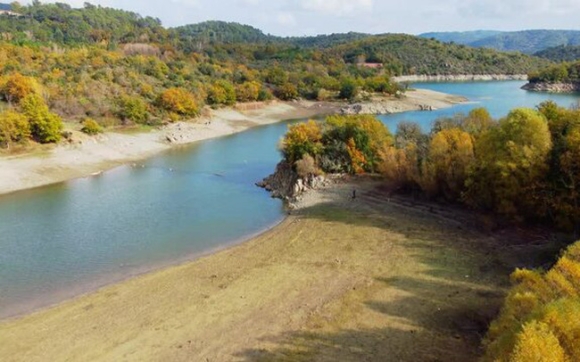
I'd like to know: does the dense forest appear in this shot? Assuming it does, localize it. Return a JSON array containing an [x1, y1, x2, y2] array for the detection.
[[535, 45, 580, 62], [528, 61, 580, 83], [422, 30, 580, 54], [419, 30, 503, 45], [0, 1, 551, 149], [281, 102, 580, 232]]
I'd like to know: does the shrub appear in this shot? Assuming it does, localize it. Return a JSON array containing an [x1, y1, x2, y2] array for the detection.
[[80, 118, 103, 135], [206, 80, 236, 106], [117, 95, 148, 124], [275, 83, 299, 101], [235, 81, 261, 102], [295, 154, 321, 178]]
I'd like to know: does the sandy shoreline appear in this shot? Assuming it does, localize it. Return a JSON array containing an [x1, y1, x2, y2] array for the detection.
[[0, 88, 466, 196]]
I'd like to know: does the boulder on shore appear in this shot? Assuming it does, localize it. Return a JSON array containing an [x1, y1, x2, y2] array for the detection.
[[256, 161, 334, 202]]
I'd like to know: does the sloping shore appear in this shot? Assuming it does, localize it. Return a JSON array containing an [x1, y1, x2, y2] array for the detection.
[[0, 178, 513, 362], [0, 88, 465, 196]]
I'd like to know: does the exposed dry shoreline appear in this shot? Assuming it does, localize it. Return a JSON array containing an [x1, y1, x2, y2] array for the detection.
[[0, 88, 466, 196], [0, 177, 515, 362]]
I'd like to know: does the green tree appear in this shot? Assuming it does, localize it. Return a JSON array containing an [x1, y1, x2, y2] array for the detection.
[[339, 78, 359, 100]]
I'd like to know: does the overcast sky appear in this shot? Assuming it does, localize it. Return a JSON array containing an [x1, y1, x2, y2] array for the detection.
[[32, 0, 580, 36]]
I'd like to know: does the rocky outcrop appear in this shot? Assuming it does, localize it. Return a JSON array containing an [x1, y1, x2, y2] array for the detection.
[[393, 74, 528, 83], [521, 82, 580, 93], [256, 161, 333, 204]]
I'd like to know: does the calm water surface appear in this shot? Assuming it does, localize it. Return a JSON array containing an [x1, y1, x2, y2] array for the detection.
[[0, 81, 578, 318]]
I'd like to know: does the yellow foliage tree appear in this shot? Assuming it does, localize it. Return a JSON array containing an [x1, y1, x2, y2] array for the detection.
[[158, 88, 199, 117], [281, 120, 322, 165], [1, 73, 40, 104], [483, 241, 580, 362], [426, 128, 474, 199], [0, 109, 31, 149], [465, 108, 552, 219]]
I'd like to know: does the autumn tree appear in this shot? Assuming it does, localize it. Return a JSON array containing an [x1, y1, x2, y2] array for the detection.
[[20, 94, 63, 143], [483, 241, 580, 362], [117, 95, 148, 124], [0, 109, 30, 149], [235, 81, 260, 102], [281, 120, 322, 165], [0, 73, 40, 104], [465, 108, 552, 219], [206, 80, 236, 106], [423, 128, 475, 199], [157, 88, 199, 117]]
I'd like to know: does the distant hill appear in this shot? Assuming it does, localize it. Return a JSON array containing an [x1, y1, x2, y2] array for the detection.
[[535, 45, 580, 62], [325, 34, 549, 75], [471, 30, 580, 54], [419, 30, 503, 45], [420, 29, 580, 54], [175, 21, 272, 45]]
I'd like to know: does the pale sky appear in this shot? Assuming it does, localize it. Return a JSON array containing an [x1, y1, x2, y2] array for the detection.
[[29, 0, 580, 36]]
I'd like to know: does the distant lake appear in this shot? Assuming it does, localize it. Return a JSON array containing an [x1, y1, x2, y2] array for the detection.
[[1, 80, 578, 318]]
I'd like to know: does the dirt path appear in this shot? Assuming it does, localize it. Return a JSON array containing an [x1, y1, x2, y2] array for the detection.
[[0, 179, 519, 362]]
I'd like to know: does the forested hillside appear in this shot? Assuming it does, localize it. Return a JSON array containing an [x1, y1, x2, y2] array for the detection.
[[0, 2, 551, 149], [535, 45, 580, 62], [528, 61, 580, 83], [419, 30, 503, 45]]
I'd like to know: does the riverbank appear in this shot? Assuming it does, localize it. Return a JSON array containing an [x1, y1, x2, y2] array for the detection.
[[0, 177, 521, 361], [393, 74, 527, 82], [0, 88, 465, 196]]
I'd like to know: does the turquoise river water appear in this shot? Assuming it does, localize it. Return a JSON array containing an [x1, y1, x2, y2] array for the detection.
[[0, 81, 578, 318]]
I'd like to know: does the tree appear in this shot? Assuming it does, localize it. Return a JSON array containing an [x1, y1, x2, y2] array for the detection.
[[425, 128, 475, 199], [339, 78, 359, 100], [0, 109, 30, 149], [158, 88, 199, 117], [235, 81, 260, 102], [275, 83, 298, 101], [20, 94, 63, 143], [1, 73, 40, 105], [206, 80, 236, 106], [117, 95, 148, 124], [281, 120, 322, 165], [465, 108, 552, 219]]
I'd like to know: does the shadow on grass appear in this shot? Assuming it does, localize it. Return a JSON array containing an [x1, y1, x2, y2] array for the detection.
[[234, 200, 514, 361]]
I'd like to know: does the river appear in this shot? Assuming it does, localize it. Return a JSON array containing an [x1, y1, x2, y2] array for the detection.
[[0, 80, 578, 318]]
